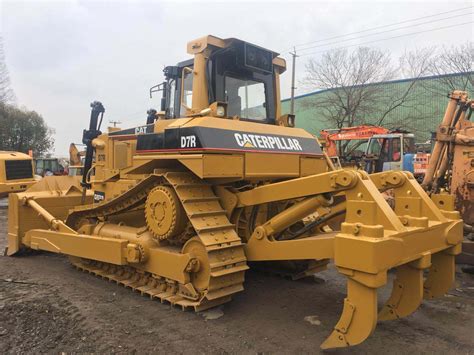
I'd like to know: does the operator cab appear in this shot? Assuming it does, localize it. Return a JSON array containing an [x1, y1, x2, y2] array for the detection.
[[364, 132, 416, 174], [150, 37, 287, 125]]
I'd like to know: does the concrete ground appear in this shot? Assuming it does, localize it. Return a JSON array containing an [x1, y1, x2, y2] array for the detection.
[[1, 197, 473, 354]]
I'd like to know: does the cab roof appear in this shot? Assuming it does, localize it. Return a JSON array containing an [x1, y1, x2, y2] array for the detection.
[[0, 151, 32, 160], [186, 35, 286, 73]]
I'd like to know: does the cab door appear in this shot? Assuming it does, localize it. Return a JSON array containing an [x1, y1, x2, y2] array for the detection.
[[383, 137, 402, 171]]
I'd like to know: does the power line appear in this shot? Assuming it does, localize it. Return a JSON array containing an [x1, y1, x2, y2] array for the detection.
[[299, 21, 474, 57], [280, 5, 473, 53], [297, 12, 473, 53], [120, 116, 149, 126], [119, 109, 148, 123]]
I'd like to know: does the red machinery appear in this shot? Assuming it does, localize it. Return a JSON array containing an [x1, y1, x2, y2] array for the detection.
[[320, 125, 389, 165]]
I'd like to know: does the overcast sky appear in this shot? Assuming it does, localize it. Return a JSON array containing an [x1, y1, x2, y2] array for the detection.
[[1, 0, 473, 155]]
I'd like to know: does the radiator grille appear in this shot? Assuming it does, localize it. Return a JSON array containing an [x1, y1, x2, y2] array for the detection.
[[5, 159, 33, 180]]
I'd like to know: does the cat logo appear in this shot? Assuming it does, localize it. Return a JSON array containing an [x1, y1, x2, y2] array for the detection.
[[135, 126, 147, 135]]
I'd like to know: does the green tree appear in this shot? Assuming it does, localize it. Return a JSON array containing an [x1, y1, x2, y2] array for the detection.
[[0, 103, 54, 156]]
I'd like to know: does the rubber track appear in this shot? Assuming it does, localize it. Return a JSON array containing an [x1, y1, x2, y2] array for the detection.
[[68, 171, 248, 311]]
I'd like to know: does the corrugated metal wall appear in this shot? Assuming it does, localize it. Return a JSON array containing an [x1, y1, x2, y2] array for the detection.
[[281, 73, 473, 142]]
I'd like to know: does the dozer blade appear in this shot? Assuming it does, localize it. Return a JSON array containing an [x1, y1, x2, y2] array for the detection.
[[321, 277, 377, 349], [7, 176, 93, 255]]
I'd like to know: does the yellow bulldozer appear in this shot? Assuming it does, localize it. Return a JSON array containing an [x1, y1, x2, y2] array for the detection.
[[0, 151, 36, 198], [6, 35, 463, 349]]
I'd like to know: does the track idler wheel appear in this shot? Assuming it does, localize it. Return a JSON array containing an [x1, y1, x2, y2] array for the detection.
[[182, 237, 210, 292], [145, 186, 187, 242]]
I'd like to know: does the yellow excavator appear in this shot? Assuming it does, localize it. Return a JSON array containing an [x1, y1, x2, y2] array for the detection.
[[7, 35, 463, 349], [68, 143, 85, 176], [0, 151, 36, 198]]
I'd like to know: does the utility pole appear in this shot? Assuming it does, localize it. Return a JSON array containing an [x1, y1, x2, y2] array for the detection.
[[290, 47, 298, 115], [109, 120, 121, 128]]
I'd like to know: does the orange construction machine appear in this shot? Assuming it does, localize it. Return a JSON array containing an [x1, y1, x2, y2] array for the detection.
[[320, 126, 388, 166]]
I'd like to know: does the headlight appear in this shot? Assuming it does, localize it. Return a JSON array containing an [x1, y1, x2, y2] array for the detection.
[[216, 105, 226, 118]]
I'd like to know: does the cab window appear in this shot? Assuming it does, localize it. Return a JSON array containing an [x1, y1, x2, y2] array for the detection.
[[380, 139, 390, 160], [391, 138, 401, 162], [168, 79, 176, 118], [367, 138, 382, 155], [225, 76, 266, 119], [404, 137, 415, 154], [181, 68, 193, 112]]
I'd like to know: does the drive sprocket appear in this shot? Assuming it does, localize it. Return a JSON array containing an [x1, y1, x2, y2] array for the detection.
[[145, 185, 187, 242]]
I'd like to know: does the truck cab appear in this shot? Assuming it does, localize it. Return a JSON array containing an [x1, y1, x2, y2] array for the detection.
[[364, 132, 416, 174]]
